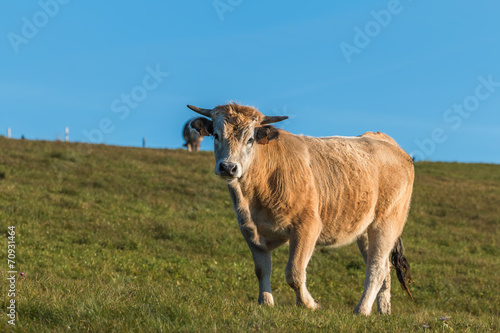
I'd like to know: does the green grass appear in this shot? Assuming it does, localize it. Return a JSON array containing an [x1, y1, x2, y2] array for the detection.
[[0, 137, 499, 332]]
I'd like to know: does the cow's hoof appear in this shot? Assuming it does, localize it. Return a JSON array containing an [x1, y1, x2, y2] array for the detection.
[[258, 292, 274, 306], [353, 305, 371, 316], [297, 300, 321, 310]]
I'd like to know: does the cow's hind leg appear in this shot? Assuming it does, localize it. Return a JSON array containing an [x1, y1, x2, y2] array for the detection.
[[357, 231, 391, 314], [376, 269, 391, 314], [285, 218, 322, 309], [354, 225, 396, 316], [356, 231, 369, 264]]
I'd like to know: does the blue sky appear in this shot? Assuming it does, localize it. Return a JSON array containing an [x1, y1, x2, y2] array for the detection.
[[1, 0, 499, 163]]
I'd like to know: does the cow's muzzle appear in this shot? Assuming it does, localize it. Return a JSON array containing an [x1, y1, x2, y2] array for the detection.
[[218, 162, 239, 179]]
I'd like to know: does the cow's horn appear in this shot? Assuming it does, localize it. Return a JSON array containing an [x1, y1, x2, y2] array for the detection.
[[261, 116, 288, 125], [187, 105, 212, 118]]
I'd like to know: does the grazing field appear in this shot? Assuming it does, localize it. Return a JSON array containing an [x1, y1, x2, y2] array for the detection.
[[0, 137, 499, 332]]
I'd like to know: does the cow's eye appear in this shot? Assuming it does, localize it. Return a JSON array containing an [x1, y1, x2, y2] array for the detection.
[[213, 133, 219, 141], [247, 137, 254, 145]]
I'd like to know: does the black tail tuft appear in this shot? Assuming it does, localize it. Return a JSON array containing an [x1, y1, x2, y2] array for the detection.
[[390, 237, 414, 301]]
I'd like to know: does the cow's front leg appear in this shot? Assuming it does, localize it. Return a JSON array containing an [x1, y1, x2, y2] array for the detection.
[[240, 225, 274, 306], [250, 243, 274, 305], [285, 218, 322, 309]]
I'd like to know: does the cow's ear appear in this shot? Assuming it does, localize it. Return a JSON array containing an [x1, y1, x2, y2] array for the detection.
[[255, 126, 279, 145], [190, 117, 213, 136]]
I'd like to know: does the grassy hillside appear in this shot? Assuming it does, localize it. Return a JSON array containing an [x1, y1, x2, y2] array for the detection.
[[0, 137, 499, 332]]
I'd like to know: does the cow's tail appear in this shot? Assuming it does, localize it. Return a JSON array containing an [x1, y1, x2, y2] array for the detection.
[[390, 237, 414, 301]]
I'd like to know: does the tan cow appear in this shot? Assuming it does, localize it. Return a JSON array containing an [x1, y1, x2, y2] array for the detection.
[[183, 118, 204, 152], [187, 102, 414, 315]]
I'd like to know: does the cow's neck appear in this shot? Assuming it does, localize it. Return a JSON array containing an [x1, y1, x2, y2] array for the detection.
[[240, 141, 282, 192], [235, 136, 301, 213]]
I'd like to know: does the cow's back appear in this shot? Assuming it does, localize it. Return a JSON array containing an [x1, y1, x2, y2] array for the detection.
[[303, 132, 414, 246], [245, 130, 413, 247]]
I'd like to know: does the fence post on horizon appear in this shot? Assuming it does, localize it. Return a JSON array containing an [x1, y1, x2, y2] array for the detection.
[[7, 128, 11, 138], [65, 127, 69, 142], [142, 137, 146, 148]]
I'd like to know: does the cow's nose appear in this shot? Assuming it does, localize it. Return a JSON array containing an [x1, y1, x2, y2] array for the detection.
[[219, 162, 238, 177]]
